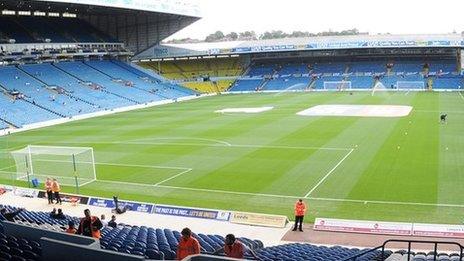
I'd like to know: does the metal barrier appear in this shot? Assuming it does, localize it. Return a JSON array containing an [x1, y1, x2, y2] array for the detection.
[[341, 239, 464, 261]]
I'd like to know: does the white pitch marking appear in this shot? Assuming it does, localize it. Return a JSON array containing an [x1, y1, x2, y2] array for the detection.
[[33, 159, 190, 171], [0, 165, 15, 171], [135, 137, 232, 147], [307, 196, 464, 209], [156, 184, 302, 199], [154, 168, 193, 186], [458, 91, 464, 101], [304, 148, 355, 197], [78, 179, 96, 187], [49, 140, 351, 152], [81, 180, 464, 208]]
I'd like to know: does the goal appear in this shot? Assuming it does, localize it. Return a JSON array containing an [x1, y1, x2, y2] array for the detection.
[[324, 81, 352, 91], [397, 81, 425, 90], [10, 145, 96, 187]]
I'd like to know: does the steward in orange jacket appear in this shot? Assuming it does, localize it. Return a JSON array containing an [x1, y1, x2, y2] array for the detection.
[[176, 228, 200, 260], [293, 199, 306, 232], [77, 209, 103, 239]]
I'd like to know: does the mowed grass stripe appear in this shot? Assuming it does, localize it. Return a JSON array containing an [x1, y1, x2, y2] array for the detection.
[[1, 92, 464, 224], [345, 92, 439, 203]]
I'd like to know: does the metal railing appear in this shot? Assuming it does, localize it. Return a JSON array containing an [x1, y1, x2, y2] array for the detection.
[[341, 239, 464, 261]]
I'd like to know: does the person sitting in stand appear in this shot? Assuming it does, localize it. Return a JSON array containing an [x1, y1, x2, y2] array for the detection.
[[176, 228, 200, 260], [0, 208, 25, 222], [49, 208, 57, 218], [53, 209, 66, 219], [107, 215, 117, 228], [65, 221, 77, 234], [213, 234, 259, 260]]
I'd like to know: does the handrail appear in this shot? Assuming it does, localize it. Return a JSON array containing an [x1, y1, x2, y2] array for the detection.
[[341, 239, 464, 261]]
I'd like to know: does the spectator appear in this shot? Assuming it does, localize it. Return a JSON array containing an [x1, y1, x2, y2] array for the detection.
[[50, 208, 57, 218], [45, 178, 53, 204], [0, 208, 24, 222], [100, 214, 107, 226], [176, 227, 200, 260], [52, 178, 62, 204], [77, 209, 103, 239], [65, 221, 77, 234], [214, 234, 259, 260], [53, 209, 65, 219], [292, 199, 306, 232], [107, 215, 117, 228]]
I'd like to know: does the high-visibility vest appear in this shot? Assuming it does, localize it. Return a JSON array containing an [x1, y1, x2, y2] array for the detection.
[[294, 202, 307, 216], [45, 180, 52, 191], [79, 216, 101, 239], [52, 181, 60, 192]]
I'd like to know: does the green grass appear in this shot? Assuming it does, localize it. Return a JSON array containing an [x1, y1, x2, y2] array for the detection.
[[1, 91, 464, 224]]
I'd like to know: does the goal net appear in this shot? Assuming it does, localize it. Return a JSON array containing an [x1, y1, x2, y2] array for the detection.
[[397, 81, 425, 90], [10, 145, 96, 187], [324, 81, 352, 91]]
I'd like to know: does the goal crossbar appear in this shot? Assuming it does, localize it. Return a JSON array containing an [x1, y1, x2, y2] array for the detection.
[[10, 145, 96, 187]]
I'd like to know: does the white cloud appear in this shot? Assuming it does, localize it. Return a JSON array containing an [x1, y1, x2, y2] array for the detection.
[[168, 0, 464, 40]]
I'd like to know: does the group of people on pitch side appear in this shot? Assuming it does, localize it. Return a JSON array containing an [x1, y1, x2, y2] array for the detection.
[[176, 227, 260, 260], [45, 178, 61, 205]]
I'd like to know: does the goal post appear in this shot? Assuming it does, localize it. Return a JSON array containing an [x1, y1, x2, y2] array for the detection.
[[323, 81, 352, 91], [10, 145, 96, 190], [396, 81, 425, 90]]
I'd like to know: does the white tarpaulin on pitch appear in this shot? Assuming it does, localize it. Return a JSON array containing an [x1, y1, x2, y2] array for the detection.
[[215, 107, 274, 114], [297, 105, 412, 117]]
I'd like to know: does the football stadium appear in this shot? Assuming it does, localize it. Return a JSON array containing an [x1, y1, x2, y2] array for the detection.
[[0, 0, 463, 260]]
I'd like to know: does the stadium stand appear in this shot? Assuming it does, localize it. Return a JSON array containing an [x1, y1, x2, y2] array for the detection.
[[0, 204, 264, 260], [348, 61, 386, 73], [228, 58, 464, 91], [255, 243, 390, 261], [0, 230, 41, 260], [0, 65, 96, 117], [0, 204, 413, 261], [432, 75, 463, 89], [0, 59, 196, 128], [19, 63, 134, 110], [142, 58, 243, 93], [0, 95, 60, 127], [53, 61, 162, 104], [0, 16, 117, 44]]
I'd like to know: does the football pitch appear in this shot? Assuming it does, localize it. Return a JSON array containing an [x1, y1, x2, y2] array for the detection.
[[1, 91, 464, 224]]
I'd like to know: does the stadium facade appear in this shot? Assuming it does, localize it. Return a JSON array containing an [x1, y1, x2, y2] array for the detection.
[[136, 34, 464, 93]]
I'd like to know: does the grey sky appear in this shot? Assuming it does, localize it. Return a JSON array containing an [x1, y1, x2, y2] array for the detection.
[[168, 0, 464, 40]]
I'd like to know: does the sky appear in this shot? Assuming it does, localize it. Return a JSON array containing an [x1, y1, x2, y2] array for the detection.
[[167, 0, 464, 40]]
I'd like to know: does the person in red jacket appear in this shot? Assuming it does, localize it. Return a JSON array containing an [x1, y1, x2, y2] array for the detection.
[[213, 234, 259, 259], [293, 199, 306, 232], [176, 227, 200, 260]]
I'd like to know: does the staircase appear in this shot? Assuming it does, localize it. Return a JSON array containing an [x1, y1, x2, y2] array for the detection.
[[23, 99, 66, 118], [0, 116, 19, 129], [307, 78, 316, 90], [172, 63, 189, 79]]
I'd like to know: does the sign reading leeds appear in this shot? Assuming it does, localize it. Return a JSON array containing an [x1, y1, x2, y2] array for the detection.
[[154, 205, 230, 221], [230, 211, 288, 228]]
